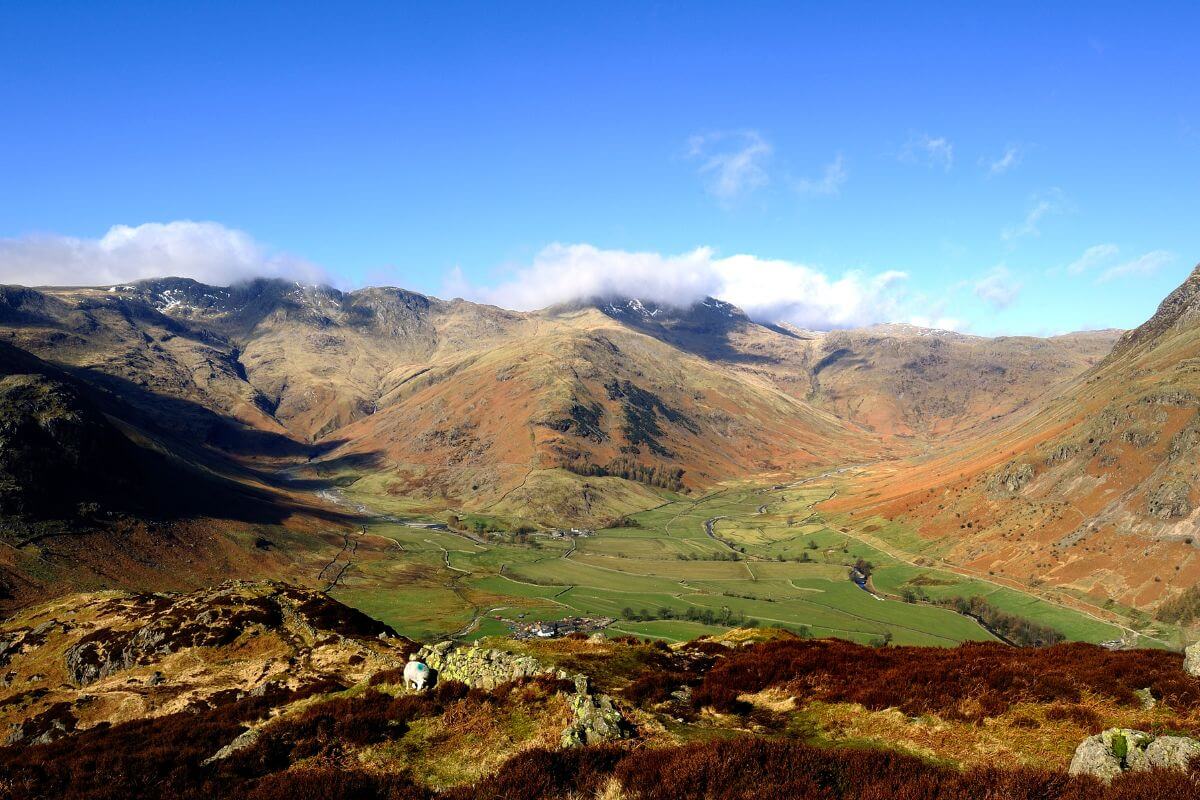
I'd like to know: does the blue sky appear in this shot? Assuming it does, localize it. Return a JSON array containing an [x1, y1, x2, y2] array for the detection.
[[1, 2, 1197, 335]]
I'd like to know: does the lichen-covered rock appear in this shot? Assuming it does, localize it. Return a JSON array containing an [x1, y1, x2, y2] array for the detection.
[[1069, 729, 1199, 783], [1185, 642, 1200, 677], [561, 692, 627, 747], [415, 641, 550, 690], [1069, 730, 1127, 782], [1144, 736, 1200, 771]]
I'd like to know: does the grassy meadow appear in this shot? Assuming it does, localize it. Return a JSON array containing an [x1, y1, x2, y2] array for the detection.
[[326, 470, 1163, 646]]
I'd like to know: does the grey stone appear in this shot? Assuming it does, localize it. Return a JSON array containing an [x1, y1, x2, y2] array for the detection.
[[202, 727, 262, 765], [1069, 729, 1199, 783], [1144, 736, 1200, 771], [1185, 642, 1200, 677]]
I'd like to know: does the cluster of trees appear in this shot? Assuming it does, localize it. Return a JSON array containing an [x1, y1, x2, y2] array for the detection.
[[937, 596, 1065, 647], [852, 558, 874, 578], [677, 551, 741, 561], [559, 456, 686, 491], [1155, 583, 1200, 624], [621, 605, 757, 628]]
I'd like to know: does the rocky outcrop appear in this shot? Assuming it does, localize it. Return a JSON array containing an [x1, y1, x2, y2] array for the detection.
[[1108, 262, 1200, 360], [64, 582, 403, 686], [201, 726, 261, 765], [415, 640, 629, 747], [416, 640, 549, 689], [561, 681, 626, 747], [64, 591, 282, 686], [988, 461, 1034, 495], [1069, 728, 1200, 782], [1148, 480, 1192, 520], [3, 702, 75, 746]]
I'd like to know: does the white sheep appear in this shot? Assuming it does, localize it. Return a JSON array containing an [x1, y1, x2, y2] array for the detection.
[[403, 659, 431, 691]]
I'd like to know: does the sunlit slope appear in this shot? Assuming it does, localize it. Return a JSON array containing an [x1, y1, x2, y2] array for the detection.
[[829, 263, 1200, 611], [325, 307, 884, 521]]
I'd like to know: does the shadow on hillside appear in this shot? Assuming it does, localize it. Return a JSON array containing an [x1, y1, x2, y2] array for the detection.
[[612, 313, 787, 365], [26, 362, 370, 526], [268, 451, 388, 491]]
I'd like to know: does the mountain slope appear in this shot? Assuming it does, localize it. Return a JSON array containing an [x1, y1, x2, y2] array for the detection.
[[0, 337, 344, 613], [830, 263, 1200, 611], [0, 278, 1123, 529]]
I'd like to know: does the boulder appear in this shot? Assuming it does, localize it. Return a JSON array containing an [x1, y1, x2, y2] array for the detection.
[[202, 727, 262, 765], [1069, 729, 1200, 783], [1145, 736, 1200, 771], [1185, 642, 1200, 677], [415, 641, 548, 690]]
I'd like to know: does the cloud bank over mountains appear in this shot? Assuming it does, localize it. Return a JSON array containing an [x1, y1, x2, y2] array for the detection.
[[0, 222, 945, 332], [0, 221, 328, 288], [447, 243, 939, 331]]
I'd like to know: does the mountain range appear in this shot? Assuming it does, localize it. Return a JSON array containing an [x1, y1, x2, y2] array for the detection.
[[2, 267, 1200, 620]]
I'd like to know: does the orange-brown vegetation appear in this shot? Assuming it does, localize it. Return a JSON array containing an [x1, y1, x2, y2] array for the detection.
[[689, 638, 1200, 721]]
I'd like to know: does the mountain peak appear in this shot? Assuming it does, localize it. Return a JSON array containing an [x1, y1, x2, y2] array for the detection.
[[595, 296, 749, 327], [1108, 262, 1200, 359]]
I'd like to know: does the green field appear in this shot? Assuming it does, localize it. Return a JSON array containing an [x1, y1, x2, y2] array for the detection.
[[326, 474, 1163, 647]]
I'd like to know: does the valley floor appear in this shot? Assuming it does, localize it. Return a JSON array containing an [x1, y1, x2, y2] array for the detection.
[[304, 465, 1176, 649]]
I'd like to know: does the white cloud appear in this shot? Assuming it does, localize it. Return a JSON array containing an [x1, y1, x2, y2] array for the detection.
[[685, 130, 772, 202], [795, 153, 847, 196], [448, 243, 926, 331], [901, 133, 954, 170], [444, 244, 722, 312], [1065, 243, 1120, 275], [974, 266, 1022, 309], [986, 144, 1024, 176], [0, 221, 327, 288], [1002, 188, 1069, 240], [1098, 250, 1175, 283]]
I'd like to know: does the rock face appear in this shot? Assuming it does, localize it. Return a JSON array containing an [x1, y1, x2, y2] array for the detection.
[[1069, 728, 1200, 783], [1184, 642, 1200, 677], [415, 640, 628, 747], [1109, 262, 1200, 359]]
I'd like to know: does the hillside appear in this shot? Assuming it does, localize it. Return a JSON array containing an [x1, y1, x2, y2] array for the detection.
[[828, 263, 1200, 613], [0, 279, 1122, 527], [5, 588, 1200, 798]]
